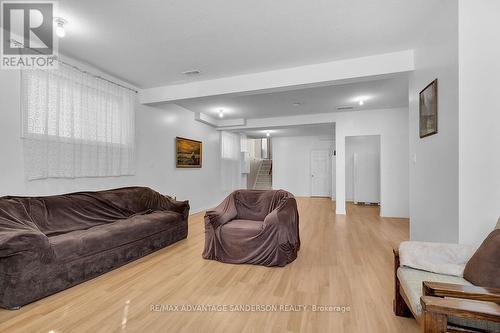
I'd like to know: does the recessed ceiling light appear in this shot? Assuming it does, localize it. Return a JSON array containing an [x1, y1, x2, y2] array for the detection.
[[182, 69, 201, 75], [358, 100, 364, 106], [292, 102, 302, 107], [218, 109, 224, 118], [54, 17, 67, 38], [266, 132, 270, 137]]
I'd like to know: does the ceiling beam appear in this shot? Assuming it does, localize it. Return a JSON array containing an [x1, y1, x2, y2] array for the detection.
[[194, 112, 246, 127], [139, 50, 414, 104]]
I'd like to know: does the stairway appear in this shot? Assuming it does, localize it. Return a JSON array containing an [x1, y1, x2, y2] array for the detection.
[[253, 159, 273, 190]]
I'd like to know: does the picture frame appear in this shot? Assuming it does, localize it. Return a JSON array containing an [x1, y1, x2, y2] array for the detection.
[[419, 79, 438, 138], [176, 137, 202, 168]]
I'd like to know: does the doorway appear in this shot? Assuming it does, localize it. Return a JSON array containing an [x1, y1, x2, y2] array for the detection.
[[310, 149, 331, 197], [345, 135, 381, 205]]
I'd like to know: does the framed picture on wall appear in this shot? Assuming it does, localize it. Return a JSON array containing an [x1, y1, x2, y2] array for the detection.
[[176, 137, 202, 168], [419, 79, 438, 138]]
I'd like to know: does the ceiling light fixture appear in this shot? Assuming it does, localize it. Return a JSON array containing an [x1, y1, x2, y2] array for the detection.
[[358, 100, 364, 106], [218, 109, 224, 118], [266, 132, 270, 137], [292, 102, 302, 107], [54, 17, 67, 38]]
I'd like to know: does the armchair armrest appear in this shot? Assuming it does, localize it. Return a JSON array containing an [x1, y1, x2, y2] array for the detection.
[[204, 196, 237, 230], [421, 296, 500, 324], [423, 281, 500, 304]]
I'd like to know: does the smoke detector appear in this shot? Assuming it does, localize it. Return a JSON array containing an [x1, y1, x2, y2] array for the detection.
[[182, 69, 201, 75], [336, 105, 354, 111]]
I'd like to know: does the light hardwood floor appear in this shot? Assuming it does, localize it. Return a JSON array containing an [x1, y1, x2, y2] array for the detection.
[[0, 199, 419, 333]]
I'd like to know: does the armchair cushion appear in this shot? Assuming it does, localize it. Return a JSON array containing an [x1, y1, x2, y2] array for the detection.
[[399, 241, 476, 277], [464, 229, 500, 288]]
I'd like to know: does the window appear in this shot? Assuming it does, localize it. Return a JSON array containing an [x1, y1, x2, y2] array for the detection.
[[221, 131, 239, 160], [21, 65, 136, 179], [261, 138, 269, 159], [220, 131, 241, 192]]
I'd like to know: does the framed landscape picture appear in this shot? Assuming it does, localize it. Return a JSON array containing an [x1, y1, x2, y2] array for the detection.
[[176, 137, 202, 168], [419, 79, 438, 138]]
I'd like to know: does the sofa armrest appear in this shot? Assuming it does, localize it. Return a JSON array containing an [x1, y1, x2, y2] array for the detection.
[[393, 247, 414, 317], [421, 296, 500, 324], [423, 281, 500, 304], [393, 248, 399, 260], [0, 230, 50, 257], [165, 197, 190, 220], [0, 230, 52, 273]]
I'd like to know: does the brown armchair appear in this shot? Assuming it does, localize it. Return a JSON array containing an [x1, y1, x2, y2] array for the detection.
[[202, 190, 300, 267]]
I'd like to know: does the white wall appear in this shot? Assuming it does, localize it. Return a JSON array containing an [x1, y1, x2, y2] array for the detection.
[[458, 0, 500, 245], [345, 135, 380, 202], [0, 61, 241, 214], [220, 108, 409, 218], [136, 104, 239, 212], [408, 1, 459, 243], [335, 108, 409, 218], [272, 135, 334, 197]]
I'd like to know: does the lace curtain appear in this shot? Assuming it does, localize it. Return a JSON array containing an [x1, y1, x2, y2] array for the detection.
[[21, 65, 136, 180]]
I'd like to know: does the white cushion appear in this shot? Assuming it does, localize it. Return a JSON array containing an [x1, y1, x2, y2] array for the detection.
[[399, 241, 476, 276]]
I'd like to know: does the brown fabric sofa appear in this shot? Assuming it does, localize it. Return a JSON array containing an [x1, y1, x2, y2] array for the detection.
[[0, 187, 189, 309], [202, 190, 300, 267]]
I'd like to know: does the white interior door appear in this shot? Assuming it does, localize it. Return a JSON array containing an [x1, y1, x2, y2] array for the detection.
[[310, 150, 331, 197], [353, 151, 380, 203]]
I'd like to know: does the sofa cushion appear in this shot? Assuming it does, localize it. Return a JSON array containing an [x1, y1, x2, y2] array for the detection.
[[397, 266, 471, 316], [463, 229, 500, 288], [397, 267, 499, 331], [49, 211, 183, 262]]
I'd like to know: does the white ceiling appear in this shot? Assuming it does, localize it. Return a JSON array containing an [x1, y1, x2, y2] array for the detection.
[[235, 124, 335, 139], [56, 0, 439, 88], [176, 76, 408, 119]]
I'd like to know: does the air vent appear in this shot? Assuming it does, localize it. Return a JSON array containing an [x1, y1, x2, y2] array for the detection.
[[336, 105, 354, 111], [182, 69, 201, 75]]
